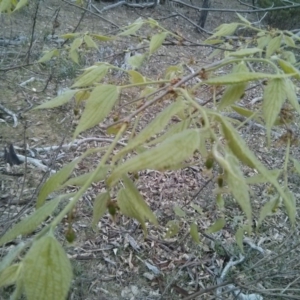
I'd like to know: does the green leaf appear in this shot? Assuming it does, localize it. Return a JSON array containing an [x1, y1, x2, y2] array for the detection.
[[257, 195, 280, 227], [90, 34, 114, 41], [117, 176, 157, 235], [62, 166, 108, 187], [212, 146, 252, 224], [266, 35, 281, 58], [69, 49, 79, 64], [257, 31, 265, 37], [218, 116, 256, 168], [0, 198, 60, 247], [33, 89, 77, 110], [77, 65, 100, 78], [72, 65, 108, 88], [283, 34, 295, 47], [217, 134, 294, 225], [70, 37, 83, 52], [147, 119, 191, 146], [0, 0, 12, 13], [278, 59, 300, 80], [10, 279, 23, 300], [203, 39, 223, 45], [257, 34, 271, 50], [75, 90, 90, 104], [127, 53, 146, 69], [245, 169, 281, 184], [37, 158, 80, 208], [226, 156, 252, 224], [147, 17, 159, 27], [38, 49, 59, 63], [213, 114, 284, 216], [37, 148, 97, 207], [173, 205, 186, 217], [236, 13, 251, 25], [216, 193, 224, 209], [231, 105, 258, 120], [198, 134, 209, 158], [23, 235, 72, 300], [127, 70, 145, 83], [139, 87, 155, 98], [283, 190, 296, 226], [235, 227, 244, 253], [74, 85, 120, 138], [149, 32, 168, 55], [210, 23, 239, 38], [61, 33, 80, 39], [165, 220, 179, 238], [285, 79, 300, 114], [205, 218, 226, 234], [164, 65, 183, 80], [282, 51, 296, 65], [190, 203, 203, 214], [218, 62, 248, 109], [115, 100, 186, 160], [92, 192, 110, 228], [0, 242, 25, 274], [206, 72, 292, 85], [189, 223, 200, 243], [108, 129, 202, 186], [0, 264, 20, 287], [118, 22, 143, 36], [229, 48, 262, 57], [13, 0, 28, 11], [291, 157, 300, 175], [263, 78, 286, 144], [83, 35, 98, 49]]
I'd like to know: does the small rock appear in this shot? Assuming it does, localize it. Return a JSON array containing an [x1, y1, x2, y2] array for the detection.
[[143, 272, 155, 280], [131, 285, 139, 295]]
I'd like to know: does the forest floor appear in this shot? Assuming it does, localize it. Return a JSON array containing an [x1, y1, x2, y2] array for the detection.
[[1, 0, 300, 299]]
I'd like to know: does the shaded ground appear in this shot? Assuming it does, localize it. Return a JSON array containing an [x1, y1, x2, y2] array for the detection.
[[1, 0, 300, 299]]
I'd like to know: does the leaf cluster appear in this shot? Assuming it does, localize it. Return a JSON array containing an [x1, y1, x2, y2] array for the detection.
[[2, 16, 300, 299], [0, 0, 28, 13]]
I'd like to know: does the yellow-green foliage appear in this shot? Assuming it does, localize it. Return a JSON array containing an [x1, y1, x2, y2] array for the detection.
[[0, 0, 28, 13], [1, 15, 300, 300]]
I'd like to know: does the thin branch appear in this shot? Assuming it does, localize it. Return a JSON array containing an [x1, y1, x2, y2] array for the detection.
[[0, 104, 18, 127], [16, 123, 29, 205], [32, 137, 127, 153], [237, 0, 258, 9], [245, 239, 300, 273], [181, 281, 233, 300], [173, 11, 212, 35], [105, 58, 233, 129], [61, 0, 120, 29], [236, 284, 300, 299], [170, 0, 300, 13], [25, 0, 40, 64], [281, 276, 300, 294], [71, 3, 87, 34], [99, 1, 127, 12], [0, 63, 34, 72]]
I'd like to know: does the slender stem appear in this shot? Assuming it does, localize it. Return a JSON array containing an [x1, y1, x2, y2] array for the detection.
[[208, 57, 279, 74], [50, 124, 127, 229], [236, 111, 259, 130], [176, 88, 210, 130], [283, 137, 291, 187], [120, 80, 170, 89], [148, 21, 181, 39]]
